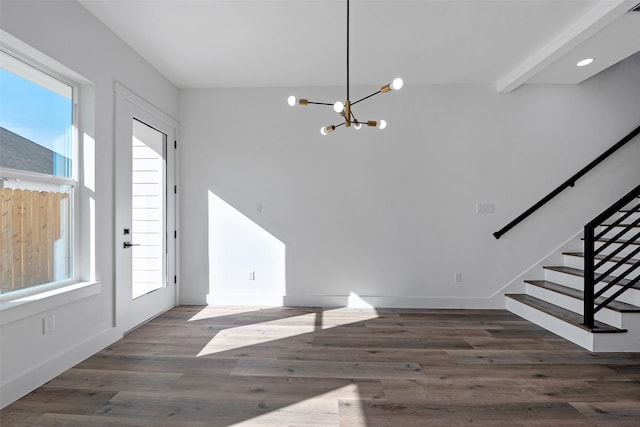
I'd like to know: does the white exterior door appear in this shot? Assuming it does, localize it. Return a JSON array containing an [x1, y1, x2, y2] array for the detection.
[[115, 84, 177, 333]]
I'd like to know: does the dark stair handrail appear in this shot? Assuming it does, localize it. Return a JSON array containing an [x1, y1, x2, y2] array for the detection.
[[494, 124, 640, 239]]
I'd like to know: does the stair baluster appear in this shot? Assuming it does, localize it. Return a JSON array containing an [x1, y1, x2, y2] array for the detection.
[[583, 185, 640, 328]]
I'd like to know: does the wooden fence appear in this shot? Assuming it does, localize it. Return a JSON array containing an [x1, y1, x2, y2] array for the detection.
[[0, 188, 70, 293]]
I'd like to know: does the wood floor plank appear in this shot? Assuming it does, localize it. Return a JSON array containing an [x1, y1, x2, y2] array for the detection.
[[0, 412, 43, 427], [2, 388, 117, 415], [463, 336, 577, 350], [30, 413, 209, 427], [102, 341, 285, 358], [171, 375, 385, 401], [74, 354, 239, 376], [277, 347, 457, 366], [231, 359, 425, 380], [312, 335, 473, 350], [97, 391, 273, 424], [43, 368, 182, 392], [571, 400, 640, 426], [2, 306, 639, 426], [419, 364, 622, 381], [351, 317, 510, 330], [419, 378, 606, 405], [378, 380, 427, 403], [339, 401, 597, 427], [607, 364, 640, 379], [447, 349, 639, 365], [584, 380, 640, 400]]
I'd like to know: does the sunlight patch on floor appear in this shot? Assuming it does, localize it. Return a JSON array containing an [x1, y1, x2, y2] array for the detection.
[[187, 306, 265, 321], [227, 384, 364, 427], [196, 307, 379, 357]]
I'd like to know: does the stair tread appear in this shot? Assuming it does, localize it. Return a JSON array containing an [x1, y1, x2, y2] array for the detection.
[[524, 280, 640, 312], [506, 294, 626, 333], [543, 266, 640, 290], [563, 251, 639, 265]]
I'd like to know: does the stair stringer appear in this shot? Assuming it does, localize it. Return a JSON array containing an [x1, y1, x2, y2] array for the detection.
[[493, 230, 583, 303]]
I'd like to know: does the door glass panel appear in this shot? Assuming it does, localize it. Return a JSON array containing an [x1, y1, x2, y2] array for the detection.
[[131, 118, 166, 299]]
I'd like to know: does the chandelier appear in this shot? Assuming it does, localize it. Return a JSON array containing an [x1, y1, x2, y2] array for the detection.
[[287, 0, 403, 135]]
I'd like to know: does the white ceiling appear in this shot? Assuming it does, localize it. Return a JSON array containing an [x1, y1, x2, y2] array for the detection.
[[78, 0, 640, 91]]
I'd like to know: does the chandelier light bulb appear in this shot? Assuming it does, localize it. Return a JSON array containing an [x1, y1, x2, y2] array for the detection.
[[288, 95, 297, 106], [378, 120, 387, 130], [354, 122, 362, 130], [391, 78, 403, 90], [320, 125, 335, 135], [333, 101, 345, 113]]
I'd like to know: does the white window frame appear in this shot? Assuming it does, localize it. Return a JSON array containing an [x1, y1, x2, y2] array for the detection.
[[0, 31, 100, 325]]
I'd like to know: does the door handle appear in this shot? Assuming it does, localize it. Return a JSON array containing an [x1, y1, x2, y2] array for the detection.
[[123, 242, 140, 248]]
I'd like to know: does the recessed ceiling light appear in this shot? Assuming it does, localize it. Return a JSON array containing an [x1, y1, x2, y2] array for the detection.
[[577, 58, 594, 67]]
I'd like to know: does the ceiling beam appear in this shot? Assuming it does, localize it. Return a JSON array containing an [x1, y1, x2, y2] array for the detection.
[[496, 0, 638, 93]]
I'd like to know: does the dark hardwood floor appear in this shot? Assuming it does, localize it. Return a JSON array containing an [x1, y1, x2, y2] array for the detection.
[[2, 306, 640, 426]]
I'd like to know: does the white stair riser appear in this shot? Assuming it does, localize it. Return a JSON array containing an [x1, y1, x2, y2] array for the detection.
[[594, 285, 640, 307], [597, 226, 640, 240], [617, 312, 640, 331], [591, 331, 640, 352], [618, 201, 639, 212], [544, 269, 583, 289], [506, 298, 595, 351], [543, 269, 640, 306], [507, 298, 640, 352], [563, 255, 640, 280], [525, 284, 623, 328], [593, 242, 640, 258], [617, 212, 640, 222]]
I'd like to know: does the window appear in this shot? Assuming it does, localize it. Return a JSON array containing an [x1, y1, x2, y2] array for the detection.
[[0, 50, 76, 295]]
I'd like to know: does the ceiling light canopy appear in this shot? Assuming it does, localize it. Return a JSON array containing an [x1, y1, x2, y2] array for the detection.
[[288, 0, 403, 135]]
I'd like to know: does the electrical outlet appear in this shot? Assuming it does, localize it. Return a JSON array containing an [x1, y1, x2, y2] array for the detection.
[[454, 272, 463, 283], [476, 203, 495, 214], [43, 314, 55, 334]]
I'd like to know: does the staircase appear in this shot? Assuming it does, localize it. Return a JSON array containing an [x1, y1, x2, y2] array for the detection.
[[506, 191, 640, 352]]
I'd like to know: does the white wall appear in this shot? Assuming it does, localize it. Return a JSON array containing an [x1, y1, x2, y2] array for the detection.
[[179, 52, 640, 307], [0, 0, 178, 407], [1, 0, 638, 409]]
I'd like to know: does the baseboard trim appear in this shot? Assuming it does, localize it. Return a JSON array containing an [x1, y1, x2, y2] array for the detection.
[[206, 294, 285, 306], [204, 293, 503, 309], [0, 327, 122, 409], [283, 294, 505, 309]]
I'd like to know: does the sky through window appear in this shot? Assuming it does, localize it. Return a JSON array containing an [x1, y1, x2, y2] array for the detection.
[[0, 60, 72, 159]]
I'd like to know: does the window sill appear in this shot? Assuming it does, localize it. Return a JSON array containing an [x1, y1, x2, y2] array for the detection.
[[0, 281, 101, 327]]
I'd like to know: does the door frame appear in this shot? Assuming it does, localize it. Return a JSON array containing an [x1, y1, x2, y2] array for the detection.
[[114, 82, 178, 334]]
